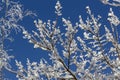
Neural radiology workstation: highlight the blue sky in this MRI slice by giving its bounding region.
[3,0,117,79]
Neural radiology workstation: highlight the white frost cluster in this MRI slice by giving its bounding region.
[23,30,31,39]
[55,1,62,16]
[105,27,114,42]
[101,0,120,7]
[15,59,64,80]
[0,49,13,70]
[0,0,33,40]
[62,18,78,59]
[62,18,74,35]
[16,59,40,80]
[108,8,120,26]
[23,18,61,51]
[0,1,35,79]
[84,32,90,39]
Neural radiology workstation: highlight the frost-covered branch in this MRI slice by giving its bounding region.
[0,0,35,79]
[101,0,120,7]
[14,0,120,80]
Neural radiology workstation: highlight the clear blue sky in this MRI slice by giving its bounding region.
[4,0,116,79]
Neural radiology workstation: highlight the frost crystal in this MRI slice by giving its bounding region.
[34,43,39,48]
[105,27,114,41]
[84,32,90,39]
[0,49,13,70]
[55,1,62,16]
[108,8,120,26]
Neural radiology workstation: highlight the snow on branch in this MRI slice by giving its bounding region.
[55,1,62,16]
[2,0,120,80]
[20,0,120,79]
[101,0,120,7]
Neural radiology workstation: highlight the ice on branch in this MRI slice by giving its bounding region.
[15,59,40,80]
[79,16,87,30]
[15,59,65,80]
[84,32,90,39]
[23,18,61,51]
[22,30,31,39]
[62,18,78,61]
[0,49,13,70]
[79,14,101,34]
[101,0,120,6]
[62,18,74,34]
[62,18,78,36]
[101,0,109,4]
[108,8,120,26]
[0,0,35,80]
[105,26,114,41]
[0,0,34,40]
[33,43,39,48]
[55,1,62,16]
